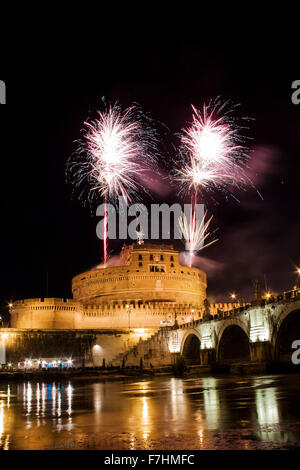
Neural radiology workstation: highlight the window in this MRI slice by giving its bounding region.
[138,254,142,260]
[160,255,164,261]
[139,262,142,267]
[150,254,154,261]
[170,255,174,261]
[171,263,174,267]
[149,264,166,273]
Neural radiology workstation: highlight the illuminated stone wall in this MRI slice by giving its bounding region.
[6,292,300,368]
[10,298,207,329]
[1,328,157,367]
[72,244,207,305]
[10,244,208,329]
[110,293,300,368]
[10,244,246,330]
[10,298,80,329]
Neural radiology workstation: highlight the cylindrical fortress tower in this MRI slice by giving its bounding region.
[72,243,207,307]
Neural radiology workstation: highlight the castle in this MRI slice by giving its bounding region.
[10,243,208,330]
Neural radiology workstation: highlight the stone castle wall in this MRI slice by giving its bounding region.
[10,298,205,329]
[10,297,241,330]
[9,244,240,330]
[1,328,157,367]
[72,244,207,305]
[10,298,80,329]
[10,244,208,330]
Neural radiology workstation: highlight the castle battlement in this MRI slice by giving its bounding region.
[12,298,79,309]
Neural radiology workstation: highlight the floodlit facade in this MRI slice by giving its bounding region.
[10,243,207,329]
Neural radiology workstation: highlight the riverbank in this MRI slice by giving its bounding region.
[0,361,299,383]
[0,363,216,383]
[0,367,171,383]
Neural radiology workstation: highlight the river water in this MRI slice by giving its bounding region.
[0,374,300,450]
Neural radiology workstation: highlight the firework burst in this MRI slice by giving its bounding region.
[173,98,252,265]
[174,98,252,198]
[67,101,158,264]
[68,102,158,204]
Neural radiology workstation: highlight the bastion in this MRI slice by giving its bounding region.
[10,243,207,330]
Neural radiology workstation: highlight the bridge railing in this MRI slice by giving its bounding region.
[209,287,300,320]
[264,287,300,305]
[178,287,300,327]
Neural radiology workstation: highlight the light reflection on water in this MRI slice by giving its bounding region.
[0,374,299,450]
[202,377,220,429]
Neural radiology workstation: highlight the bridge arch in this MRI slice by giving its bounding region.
[271,300,300,338]
[180,329,201,365]
[274,306,300,363]
[217,322,250,365]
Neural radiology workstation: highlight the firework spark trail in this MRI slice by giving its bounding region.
[179,210,218,267]
[68,102,159,264]
[103,197,108,265]
[174,99,253,264]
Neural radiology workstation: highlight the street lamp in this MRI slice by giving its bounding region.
[296,268,300,288]
[230,293,236,301]
[191,308,195,322]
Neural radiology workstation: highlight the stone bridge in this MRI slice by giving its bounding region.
[120,288,300,369]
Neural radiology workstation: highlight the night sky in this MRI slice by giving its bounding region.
[1,38,299,316]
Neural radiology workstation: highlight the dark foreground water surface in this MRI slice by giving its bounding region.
[0,374,300,450]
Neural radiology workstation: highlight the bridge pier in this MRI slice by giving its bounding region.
[200,348,215,365]
[250,341,272,363]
